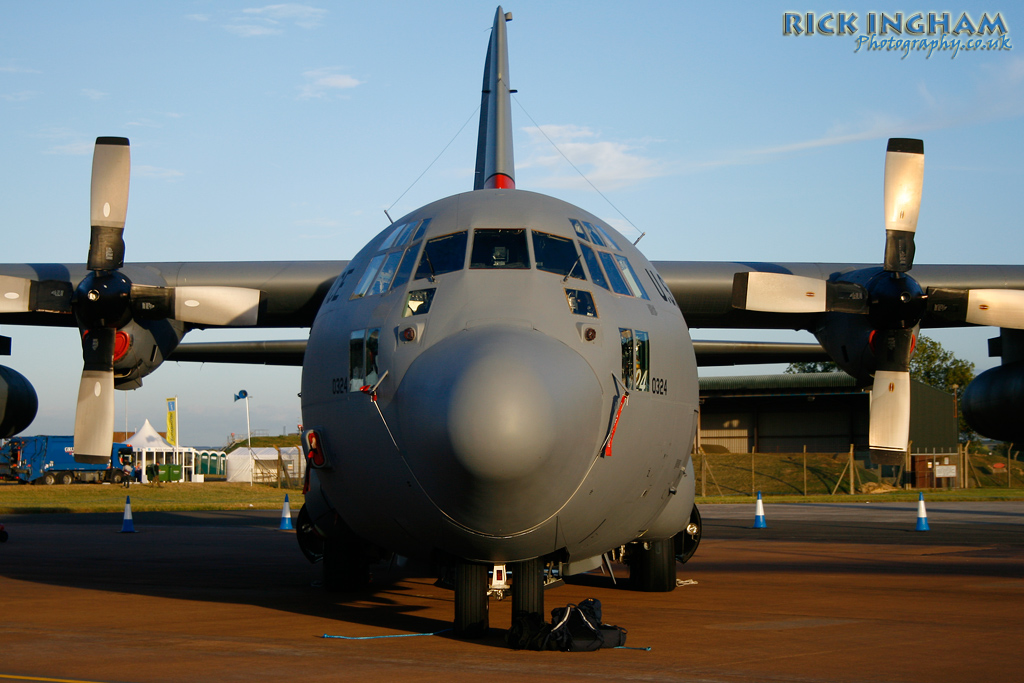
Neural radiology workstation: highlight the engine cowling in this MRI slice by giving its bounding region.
[112,318,186,389]
[0,365,38,438]
[962,361,1024,442]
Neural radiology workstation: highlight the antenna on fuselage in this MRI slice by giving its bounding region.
[473,7,515,191]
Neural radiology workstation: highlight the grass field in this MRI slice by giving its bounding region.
[0,481,302,514]
[2,475,1023,515]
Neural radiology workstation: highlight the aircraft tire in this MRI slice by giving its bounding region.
[628,538,676,592]
[511,557,544,616]
[454,560,489,638]
[322,534,370,593]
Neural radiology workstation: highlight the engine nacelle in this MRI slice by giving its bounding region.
[0,365,38,438]
[962,361,1024,442]
[112,318,186,389]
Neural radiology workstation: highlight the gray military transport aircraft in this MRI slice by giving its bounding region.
[2,7,1024,636]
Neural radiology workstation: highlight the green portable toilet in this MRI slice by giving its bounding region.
[200,452,209,475]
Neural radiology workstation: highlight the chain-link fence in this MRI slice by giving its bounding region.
[693,445,1022,497]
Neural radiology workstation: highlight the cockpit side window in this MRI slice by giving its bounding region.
[579,244,608,290]
[599,252,632,296]
[565,288,597,317]
[389,242,422,292]
[570,219,590,242]
[367,251,403,296]
[403,288,436,317]
[470,229,530,269]
[614,254,650,300]
[415,231,468,280]
[533,231,585,279]
[351,254,386,299]
[583,221,606,247]
[590,222,621,250]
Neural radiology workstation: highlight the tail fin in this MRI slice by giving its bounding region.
[474,7,516,190]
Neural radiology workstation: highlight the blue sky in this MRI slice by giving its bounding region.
[2,2,1022,445]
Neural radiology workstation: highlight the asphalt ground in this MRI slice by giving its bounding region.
[0,501,1021,682]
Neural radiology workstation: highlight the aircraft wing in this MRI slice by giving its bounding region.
[655,261,1024,329]
[0,261,346,329]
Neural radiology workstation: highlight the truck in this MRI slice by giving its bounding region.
[0,436,132,485]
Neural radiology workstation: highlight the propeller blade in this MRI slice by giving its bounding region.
[732,272,868,314]
[131,285,262,326]
[0,276,74,314]
[963,289,1024,329]
[882,138,924,272]
[88,137,130,271]
[72,328,116,463]
[869,369,911,455]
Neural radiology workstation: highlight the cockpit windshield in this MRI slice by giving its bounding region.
[470,229,530,269]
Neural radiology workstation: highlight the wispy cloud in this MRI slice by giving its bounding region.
[298,67,362,99]
[519,124,668,190]
[1,91,36,102]
[135,165,184,180]
[81,88,107,101]
[226,4,327,36]
[0,65,41,74]
[185,14,210,22]
[44,141,93,156]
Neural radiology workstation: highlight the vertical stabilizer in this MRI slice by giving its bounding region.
[474,7,515,190]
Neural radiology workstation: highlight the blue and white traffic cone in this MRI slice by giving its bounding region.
[915,492,929,531]
[279,494,293,531]
[753,490,767,529]
[120,496,136,533]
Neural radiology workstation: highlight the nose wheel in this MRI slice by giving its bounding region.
[454,561,489,637]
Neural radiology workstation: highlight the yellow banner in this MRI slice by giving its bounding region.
[166,397,178,446]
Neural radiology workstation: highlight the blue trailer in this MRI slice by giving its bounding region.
[0,436,132,485]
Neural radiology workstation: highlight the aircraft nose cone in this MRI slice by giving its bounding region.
[396,325,604,536]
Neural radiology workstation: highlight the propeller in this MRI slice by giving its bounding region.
[733,138,1015,459]
[67,137,263,463]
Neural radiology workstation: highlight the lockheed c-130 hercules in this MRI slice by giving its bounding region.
[2,7,1024,637]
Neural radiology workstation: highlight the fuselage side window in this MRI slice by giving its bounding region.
[634,330,650,391]
[389,242,422,292]
[470,228,530,269]
[533,231,584,279]
[415,230,468,280]
[570,219,590,243]
[368,251,404,296]
[565,288,597,317]
[349,329,366,391]
[580,244,609,290]
[599,251,632,296]
[351,254,386,299]
[619,328,634,389]
[365,328,380,387]
[614,254,650,300]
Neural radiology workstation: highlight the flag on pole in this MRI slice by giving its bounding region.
[166,397,178,446]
